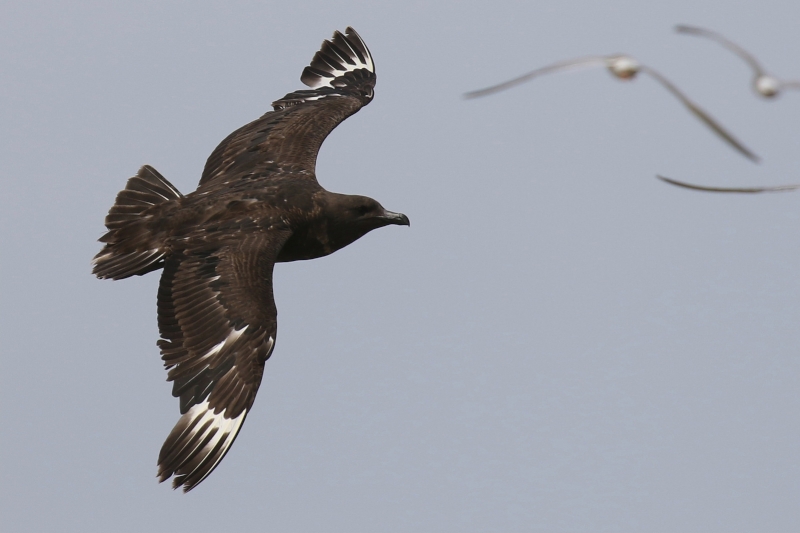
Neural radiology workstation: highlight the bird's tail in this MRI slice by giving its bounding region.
[92,165,183,280]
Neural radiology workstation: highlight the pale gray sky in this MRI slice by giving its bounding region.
[2,1,799,531]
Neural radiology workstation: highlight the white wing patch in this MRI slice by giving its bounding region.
[199,325,247,362]
[301,27,374,90]
[158,334,276,491]
[163,400,246,488]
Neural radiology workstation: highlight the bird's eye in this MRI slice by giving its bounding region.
[357,205,372,216]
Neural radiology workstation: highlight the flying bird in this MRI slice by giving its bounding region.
[92,27,409,492]
[676,24,800,98]
[657,174,800,193]
[464,54,760,162]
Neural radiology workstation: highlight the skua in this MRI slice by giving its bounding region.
[93,27,408,492]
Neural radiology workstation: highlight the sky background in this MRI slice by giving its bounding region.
[2,0,800,531]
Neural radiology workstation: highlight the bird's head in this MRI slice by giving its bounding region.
[607,55,640,80]
[755,75,781,98]
[323,193,409,251]
[335,194,409,230]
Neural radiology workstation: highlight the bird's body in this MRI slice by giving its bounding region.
[116,173,391,264]
[93,27,408,492]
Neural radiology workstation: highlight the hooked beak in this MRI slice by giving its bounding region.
[379,209,410,227]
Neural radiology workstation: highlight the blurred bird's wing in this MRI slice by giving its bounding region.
[641,65,760,162]
[657,175,800,193]
[463,56,609,98]
[675,24,767,78]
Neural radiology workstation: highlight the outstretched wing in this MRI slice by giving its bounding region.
[156,230,291,492]
[657,174,800,193]
[463,56,609,99]
[199,27,376,190]
[675,25,767,78]
[641,65,760,163]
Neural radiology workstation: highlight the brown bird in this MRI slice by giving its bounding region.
[92,27,408,492]
[464,54,759,162]
[676,24,800,98]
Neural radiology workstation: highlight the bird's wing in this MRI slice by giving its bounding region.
[463,56,609,98]
[199,27,375,190]
[156,229,291,492]
[657,175,800,193]
[641,65,760,162]
[675,24,766,78]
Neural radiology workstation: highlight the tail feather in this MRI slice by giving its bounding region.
[93,165,183,280]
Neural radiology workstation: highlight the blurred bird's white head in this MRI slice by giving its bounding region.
[607,56,641,79]
[755,75,781,97]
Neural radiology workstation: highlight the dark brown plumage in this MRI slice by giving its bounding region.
[92,27,408,492]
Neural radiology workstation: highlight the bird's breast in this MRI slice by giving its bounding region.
[276,219,334,262]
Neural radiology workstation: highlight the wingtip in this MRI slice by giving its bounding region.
[156,401,248,493]
[155,466,201,493]
[300,26,374,90]
[344,26,360,39]
[735,142,761,164]
[655,174,717,192]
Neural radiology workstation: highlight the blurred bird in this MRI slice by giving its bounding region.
[657,174,800,193]
[676,24,800,98]
[465,54,759,162]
